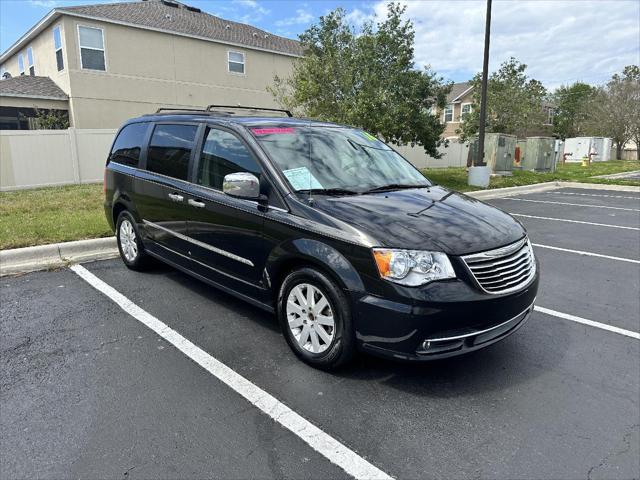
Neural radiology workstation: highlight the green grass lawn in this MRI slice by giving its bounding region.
[423,160,640,192]
[0,160,638,250]
[0,183,111,250]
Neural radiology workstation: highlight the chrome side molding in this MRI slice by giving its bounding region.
[143,220,255,267]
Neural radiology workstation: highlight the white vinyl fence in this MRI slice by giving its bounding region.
[396,140,470,169]
[0,128,117,191]
[0,128,470,191]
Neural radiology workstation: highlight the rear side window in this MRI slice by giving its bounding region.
[197,128,261,190]
[147,124,198,181]
[109,122,148,167]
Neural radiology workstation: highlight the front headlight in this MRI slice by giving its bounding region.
[372,248,456,286]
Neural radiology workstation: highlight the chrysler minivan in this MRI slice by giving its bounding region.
[104,106,539,369]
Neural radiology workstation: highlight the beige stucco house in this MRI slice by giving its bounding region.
[439,82,474,140]
[0,0,301,129]
[436,81,556,140]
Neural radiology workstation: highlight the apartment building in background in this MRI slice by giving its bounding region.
[439,82,474,140]
[0,0,301,129]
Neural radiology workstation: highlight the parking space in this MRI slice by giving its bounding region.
[0,268,347,480]
[487,189,640,261]
[486,188,640,333]
[491,198,639,229]
[2,186,639,479]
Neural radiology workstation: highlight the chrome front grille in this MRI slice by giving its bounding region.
[462,237,536,294]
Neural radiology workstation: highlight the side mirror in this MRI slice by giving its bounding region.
[222,172,260,200]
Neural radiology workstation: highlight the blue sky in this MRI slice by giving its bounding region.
[1,0,639,90]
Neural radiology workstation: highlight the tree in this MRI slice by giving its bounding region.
[269,3,450,157]
[585,65,639,160]
[458,58,547,140]
[621,65,640,161]
[552,82,596,140]
[33,108,70,130]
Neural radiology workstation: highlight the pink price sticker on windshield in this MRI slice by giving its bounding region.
[252,127,295,135]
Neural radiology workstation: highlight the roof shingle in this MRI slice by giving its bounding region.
[0,75,68,100]
[59,0,303,57]
[446,82,473,103]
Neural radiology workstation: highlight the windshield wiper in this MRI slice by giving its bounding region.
[363,183,429,194]
[296,188,360,196]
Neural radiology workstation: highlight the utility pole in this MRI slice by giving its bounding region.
[475,0,492,166]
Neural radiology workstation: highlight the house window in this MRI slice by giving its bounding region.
[18,54,25,75]
[460,103,472,121]
[53,26,64,71]
[27,47,35,75]
[78,25,106,71]
[228,51,245,74]
[443,104,453,123]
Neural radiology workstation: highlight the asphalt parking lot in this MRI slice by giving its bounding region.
[1,186,639,480]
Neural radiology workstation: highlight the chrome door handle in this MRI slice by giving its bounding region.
[168,193,184,202]
[188,199,206,208]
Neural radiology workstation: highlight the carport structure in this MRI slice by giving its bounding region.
[1,185,639,479]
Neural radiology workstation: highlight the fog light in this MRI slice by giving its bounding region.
[419,338,464,355]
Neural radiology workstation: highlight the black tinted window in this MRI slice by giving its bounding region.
[147,124,198,181]
[198,128,260,189]
[110,123,148,167]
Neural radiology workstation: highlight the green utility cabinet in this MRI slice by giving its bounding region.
[514,139,527,170]
[484,133,516,175]
[523,136,555,172]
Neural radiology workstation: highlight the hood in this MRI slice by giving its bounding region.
[308,186,525,256]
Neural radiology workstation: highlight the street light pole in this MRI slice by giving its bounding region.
[476,0,492,167]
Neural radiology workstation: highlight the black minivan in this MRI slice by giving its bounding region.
[104,106,539,369]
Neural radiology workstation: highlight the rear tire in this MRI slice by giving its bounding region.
[116,211,150,271]
[277,267,356,370]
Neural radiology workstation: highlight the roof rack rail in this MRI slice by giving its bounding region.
[206,105,293,117]
[155,107,208,114]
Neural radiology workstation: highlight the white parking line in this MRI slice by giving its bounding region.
[70,264,393,480]
[510,213,640,231]
[534,306,640,340]
[531,243,640,264]
[554,192,640,201]
[503,198,640,212]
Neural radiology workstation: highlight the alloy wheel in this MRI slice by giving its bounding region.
[286,283,335,354]
[119,218,138,262]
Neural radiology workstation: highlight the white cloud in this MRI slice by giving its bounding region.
[364,0,640,89]
[345,8,375,28]
[233,0,270,16]
[275,9,314,27]
[28,0,60,7]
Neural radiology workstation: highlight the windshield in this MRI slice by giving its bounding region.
[251,126,431,194]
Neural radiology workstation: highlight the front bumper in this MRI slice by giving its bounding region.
[353,270,539,361]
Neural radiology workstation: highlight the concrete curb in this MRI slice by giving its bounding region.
[467,181,640,200]
[0,237,117,277]
[467,182,560,200]
[592,170,640,180]
[557,181,640,192]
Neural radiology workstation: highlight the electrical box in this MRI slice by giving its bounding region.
[523,136,555,172]
[514,139,527,170]
[563,137,612,162]
[484,133,516,175]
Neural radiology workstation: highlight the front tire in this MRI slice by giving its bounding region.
[116,211,150,270]
[277,267,355,370]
